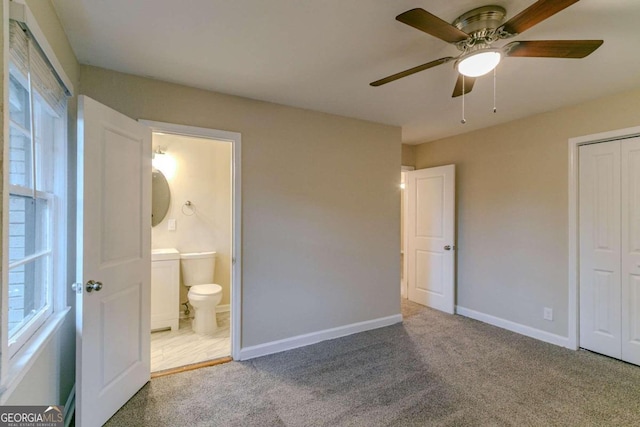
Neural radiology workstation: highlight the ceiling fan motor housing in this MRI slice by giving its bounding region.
[453,6,513,53]
[453,5,506,35]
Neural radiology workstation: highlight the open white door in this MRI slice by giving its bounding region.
[406,165,455,313]
[76,96,151,427]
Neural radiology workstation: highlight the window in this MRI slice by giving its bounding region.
[6,20,68,357]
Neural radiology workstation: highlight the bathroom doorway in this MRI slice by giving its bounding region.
[142,121,242,375]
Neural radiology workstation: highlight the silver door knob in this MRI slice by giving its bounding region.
[86,280,103,292]
[444,245,452,251]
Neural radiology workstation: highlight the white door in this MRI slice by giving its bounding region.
[580,137,640,366]
[579,141,622,359]
[621,137,640,366]
[76,95,152,427]
[406,165,455,313]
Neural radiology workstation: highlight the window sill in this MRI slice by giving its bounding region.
[0,307,71,404]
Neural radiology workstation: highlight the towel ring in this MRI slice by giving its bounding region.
[181,200,195,216]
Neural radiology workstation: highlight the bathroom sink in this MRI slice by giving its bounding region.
[151,248,180,261]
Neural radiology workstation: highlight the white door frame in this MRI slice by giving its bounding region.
[401,165,414,299]
[140,120,242,359]
[567,125,640,350]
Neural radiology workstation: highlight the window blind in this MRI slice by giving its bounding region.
[9,20,68,116]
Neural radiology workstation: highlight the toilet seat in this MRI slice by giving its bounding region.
[188,283,222,296]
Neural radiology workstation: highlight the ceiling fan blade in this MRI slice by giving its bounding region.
[452,74,476,98]
[502,0,579,35]
[370,57,454,87]
[504,40,603,58]
[396,8,468,43]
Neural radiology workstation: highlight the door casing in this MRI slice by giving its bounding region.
[401,165,415,299]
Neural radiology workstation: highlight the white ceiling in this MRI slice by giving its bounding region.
[52,0,640,144]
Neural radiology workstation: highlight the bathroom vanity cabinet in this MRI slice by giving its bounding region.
[151,248,180,331]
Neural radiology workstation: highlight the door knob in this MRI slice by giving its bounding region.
[86,280,103,292]
[444,245,453,251]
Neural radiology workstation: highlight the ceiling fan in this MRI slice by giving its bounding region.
[370,0,603,98]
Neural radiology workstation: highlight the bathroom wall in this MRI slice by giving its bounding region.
[151,134,232,308]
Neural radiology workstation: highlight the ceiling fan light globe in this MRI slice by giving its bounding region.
[456,50,502,78]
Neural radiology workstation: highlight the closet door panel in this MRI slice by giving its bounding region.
[579,141,622,359]
[621,136,640,365]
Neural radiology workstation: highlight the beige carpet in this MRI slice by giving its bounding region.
[106,300,640,426]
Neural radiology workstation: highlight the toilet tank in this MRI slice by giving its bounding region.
[180,251,216,286]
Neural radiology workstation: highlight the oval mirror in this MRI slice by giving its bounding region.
[152,169,171,227]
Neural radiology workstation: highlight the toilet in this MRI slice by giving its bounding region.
[180,251,222,335]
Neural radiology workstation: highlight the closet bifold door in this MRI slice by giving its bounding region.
[621,136,640,366]
[579,140,622,359]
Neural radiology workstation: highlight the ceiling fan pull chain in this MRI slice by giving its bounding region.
[461,77,467,124]
[493,67,497,113]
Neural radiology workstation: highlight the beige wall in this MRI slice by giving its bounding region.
[5,334,59,405]
[415,88,640,338]
[402,144,415,167]
[80,65,402,347]
[151,134,232,307]
[2,0,79,406]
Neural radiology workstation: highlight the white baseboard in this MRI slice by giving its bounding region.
[64,384,75,427]
[239,314,403,361]
[455,306,571,349]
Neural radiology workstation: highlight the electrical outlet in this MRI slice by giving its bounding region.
[168,218,177,231]
[543,307,553,321]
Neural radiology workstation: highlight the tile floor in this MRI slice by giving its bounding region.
[150,312,230,372]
